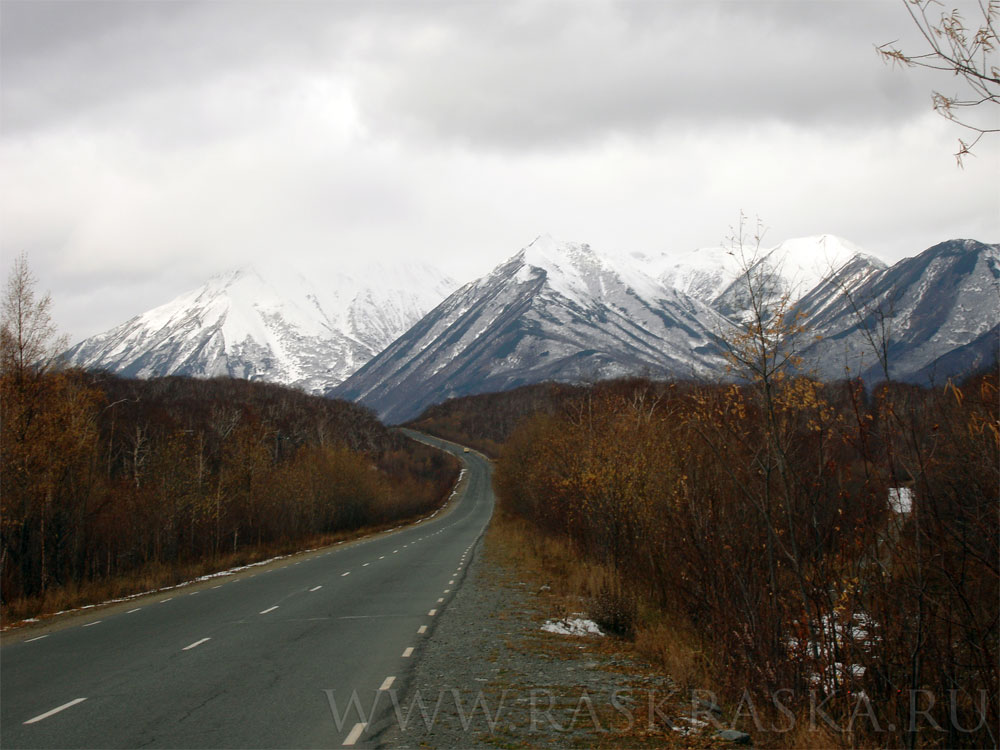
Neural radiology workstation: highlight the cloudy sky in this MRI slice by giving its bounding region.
[1,0,997,343]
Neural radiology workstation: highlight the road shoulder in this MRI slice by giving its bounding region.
[376,517,717,749]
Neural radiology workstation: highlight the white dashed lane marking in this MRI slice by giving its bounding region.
[379,676,395,691]
[23,698,87,725]
[259,606,279,615]
[182,638,211,651]
[309,585,322,592]
[343,721,366,746]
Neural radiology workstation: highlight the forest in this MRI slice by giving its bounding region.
[0,369,458,622]
[415,366,998,747]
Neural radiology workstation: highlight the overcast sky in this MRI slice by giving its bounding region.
[1,0,997,343]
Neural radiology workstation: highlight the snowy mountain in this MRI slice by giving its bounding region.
[649,235,887,321]
[62,261,458,394]
[653,244,744,304]
[791,239,999,383]
[334,235,997,422]
[62,234,997,418]
[332,236,732,423]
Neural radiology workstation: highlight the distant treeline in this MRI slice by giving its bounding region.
[408,382,574,457]
[414,369,998,747]
[1,370,458,619]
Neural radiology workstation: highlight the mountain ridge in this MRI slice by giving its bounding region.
[62,260,458,394]
[61,235,998,422]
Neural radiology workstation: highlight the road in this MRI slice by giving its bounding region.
[1,432,494,749]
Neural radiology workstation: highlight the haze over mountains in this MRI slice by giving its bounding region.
[64,235,998,422]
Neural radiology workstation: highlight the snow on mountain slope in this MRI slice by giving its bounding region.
[332,236,733,423]
[62,260,458,394]
[793,239,999,383]
[652,235,887,319]
[651,245,744,304]
[62,234,996,416]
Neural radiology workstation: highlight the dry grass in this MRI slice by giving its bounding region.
[491,515,717,665]
[488,514,857,748]
[633,616,714,692]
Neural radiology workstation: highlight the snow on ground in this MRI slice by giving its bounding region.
[541,615,604,636]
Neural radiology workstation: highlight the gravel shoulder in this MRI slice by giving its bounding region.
[375,521,726,749]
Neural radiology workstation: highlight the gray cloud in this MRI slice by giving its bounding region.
[347,1,933,149]
[0,0,996,343]
[4,1,932,146]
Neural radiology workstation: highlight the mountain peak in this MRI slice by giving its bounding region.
[63,260,459,393]
[519,235,594,267]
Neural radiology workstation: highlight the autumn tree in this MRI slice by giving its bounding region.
[0,252,66,382]
[1,254,100,597]
[878,0,999,164]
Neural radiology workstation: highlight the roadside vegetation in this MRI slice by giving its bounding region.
[413,222,999,748]
[0,255,458,624]
[488,369,997,747]
[418,368,998,747]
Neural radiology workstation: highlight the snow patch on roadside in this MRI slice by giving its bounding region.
[541,616,604,636]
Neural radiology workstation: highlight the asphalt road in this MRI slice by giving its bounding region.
[1,432,494,749]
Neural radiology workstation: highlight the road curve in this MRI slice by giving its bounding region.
[1,431,494,749]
